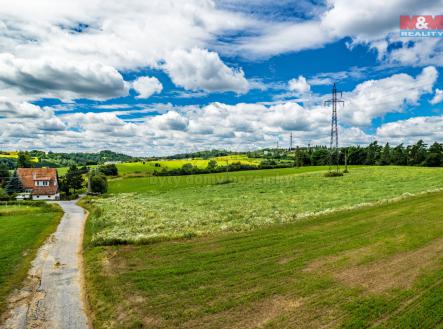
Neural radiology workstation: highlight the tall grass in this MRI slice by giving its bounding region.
[83,166,443,245]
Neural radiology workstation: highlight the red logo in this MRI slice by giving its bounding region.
[400,16,443,30]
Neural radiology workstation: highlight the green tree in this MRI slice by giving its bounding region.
[408,140,427,165]
[66,165,84,192]
[89,172,108,194]
[424,142,443,167]
[181,163,195,174]
[391,144,407,165]
[379,143,391,165]
[58,175,71,196]
[311,148,329,166]
[99,164,118,176]
[0,164,10,187]
[5,171,23,195]
[207,160,217,170]
[17,152,33,168]
[365,141,382,165]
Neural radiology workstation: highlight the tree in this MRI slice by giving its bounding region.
[408,140,427,165]
[311,148,330,166]
[181,163,195,174]
[0,164,10,187]
[99,164,118,176]
[58,175,71,196]
[424,152,442,167]
[66,165,84,192]
[207,160,217,170]
[89,172,108,194]
[17,152,33,168]
[391,144,407,165]
[365,141,382,165]
[379,143,391,165]
[424,142,443,167]
[5,171,23,195]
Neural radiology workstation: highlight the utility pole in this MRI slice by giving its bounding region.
[289,132,293,151]
[324,83,344,173]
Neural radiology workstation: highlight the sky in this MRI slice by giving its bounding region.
[0,0,442,156]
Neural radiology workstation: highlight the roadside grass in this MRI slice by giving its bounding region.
[0,202,63,317]
[82,166,443,245]
[83,190,443,328]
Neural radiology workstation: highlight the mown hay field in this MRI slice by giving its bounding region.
[83,172,443,328]
[83,166,443,245]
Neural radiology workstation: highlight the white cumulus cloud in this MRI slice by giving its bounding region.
[430,89,443,105]
[132,76,163,99]
[288,76,311,94]
[164,48,249,94]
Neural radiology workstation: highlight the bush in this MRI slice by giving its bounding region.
[98,164,119,176]
[60,192,79,201]
[324,171,344,177]
[89,173,108,194]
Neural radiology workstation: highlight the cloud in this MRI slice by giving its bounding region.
[149,111,189,131]
[288,76,310,94]
[231,0,443,60]
[386,39,443,67]
[132,76,163,99]
[164,48,249,93]
[0,54,128,101]
[430,89,443,105]
[342,66,438,126]
[376,115,443,144]
[0,99,52,118]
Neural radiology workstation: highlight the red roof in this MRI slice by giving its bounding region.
[17,168,59,196]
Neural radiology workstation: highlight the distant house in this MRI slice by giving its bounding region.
[16,168,60,200]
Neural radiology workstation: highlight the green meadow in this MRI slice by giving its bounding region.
[83,166,443,245]
[81,166,443,328]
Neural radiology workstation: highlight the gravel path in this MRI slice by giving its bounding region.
[1,201,89,329]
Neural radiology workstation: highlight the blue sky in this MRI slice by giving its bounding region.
[0,0,442,155]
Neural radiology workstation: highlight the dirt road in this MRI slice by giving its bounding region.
[1,201,89,329]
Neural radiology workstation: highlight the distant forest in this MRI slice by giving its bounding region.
[0,150,135,169]
[1,140,442,170]
[163,140,443,168]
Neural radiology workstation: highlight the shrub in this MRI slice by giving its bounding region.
[99,164,119,176]
[324,171,344,177]
[90,173,108,194]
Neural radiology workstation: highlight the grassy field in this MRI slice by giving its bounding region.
[0,202,62,316]
[107,165,331,193]
[82,166,443,245]
[83,188,443,328]
[57,155,261,176]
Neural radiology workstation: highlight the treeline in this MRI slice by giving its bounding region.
[164,149,233,160]
[0,150,135,169]
[153,160,258,176]
[290,140,443,167]
[154,140,443,177]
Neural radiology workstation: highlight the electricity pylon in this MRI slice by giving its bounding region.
[324,83,344,172]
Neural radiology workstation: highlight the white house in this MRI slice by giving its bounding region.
[16,168,60,200]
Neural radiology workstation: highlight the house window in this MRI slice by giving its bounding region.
[35,181,50,187]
